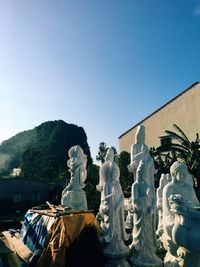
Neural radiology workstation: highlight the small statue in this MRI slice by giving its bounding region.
[125,197,134,230]
[130,160,162,267]
[97,148,130,267]
[156,174,169,237]
[61,145,87,210]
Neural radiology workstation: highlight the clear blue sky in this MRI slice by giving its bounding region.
[0,0,200,161]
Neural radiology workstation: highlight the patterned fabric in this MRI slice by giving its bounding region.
[20,210,55,252]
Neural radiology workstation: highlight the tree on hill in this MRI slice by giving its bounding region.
[0,120,92,181]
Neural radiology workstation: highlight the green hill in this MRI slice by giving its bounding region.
[0,120,92,180]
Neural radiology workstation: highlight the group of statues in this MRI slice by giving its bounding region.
[61,125,200,267]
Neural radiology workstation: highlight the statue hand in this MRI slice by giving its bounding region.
[102,205,109,214]
[96,212,104,221]
[147,188,152,196]
[127,163,134,172]
[96,184,103,192]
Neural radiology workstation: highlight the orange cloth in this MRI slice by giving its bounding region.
[35,213,100,267]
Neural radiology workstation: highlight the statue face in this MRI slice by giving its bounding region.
[105,148,114,162]
[136,133,145,144]
[135,126,145,144]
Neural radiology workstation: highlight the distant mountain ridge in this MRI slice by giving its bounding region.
[0,120,92,179]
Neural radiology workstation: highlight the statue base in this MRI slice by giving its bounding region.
[129,254,162,267]
[105,258,131,267]
[103,238,131,267]
[61,190,87,210]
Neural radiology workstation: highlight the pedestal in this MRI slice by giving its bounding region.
[103,239,131,267]
[61,190,87,210]
[129,252,162,267]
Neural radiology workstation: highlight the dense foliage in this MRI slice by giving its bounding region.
[0,120,92,181]
[117,151,133,197]
[152,123,200,189]
[85,164,100,213]
[0,126,134,212]
[96,142,118,165]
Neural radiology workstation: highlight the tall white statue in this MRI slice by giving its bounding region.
[128,125,155,188]
[161,161,200,267]
[128,125,158,250]
[97,148,130,267]
[130,160,162,267]
[156,173,170,236]
[61,145,88,210]
[127,125,156,234]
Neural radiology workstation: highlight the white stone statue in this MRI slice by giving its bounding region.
[168,194,200,267]
[130,160,162,267]
[97,148,130,267]
[124,197,134,230]
[128,125,155,188]
[156,173,169,236]
[127,125,157,235]
[161,161,200,267]
[61,145,88,210]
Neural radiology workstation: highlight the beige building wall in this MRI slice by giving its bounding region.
[119,82,200,153]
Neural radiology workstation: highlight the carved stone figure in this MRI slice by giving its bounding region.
[61,145,87,210]
[168,194,200,267]
[98,148,130,267]
[161,161,200,267]
[128,125,155,188]
[125,197,134,230]
[128,125,158,247]
[130,160,162,267]
[156,174,169,236]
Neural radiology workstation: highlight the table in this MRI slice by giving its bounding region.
[22,209,102,267]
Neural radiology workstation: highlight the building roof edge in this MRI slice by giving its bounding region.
[118,81,200,139]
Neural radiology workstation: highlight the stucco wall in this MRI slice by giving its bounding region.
[119,82,200,152]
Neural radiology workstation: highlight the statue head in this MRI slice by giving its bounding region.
[170,161,188,184]
[67,145,87,167]
[136,160,145,182]
[135,125,145,144]
[68,145,81,158]
[105,148,115,162]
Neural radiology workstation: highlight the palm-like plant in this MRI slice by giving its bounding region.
[155,123,200,187]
